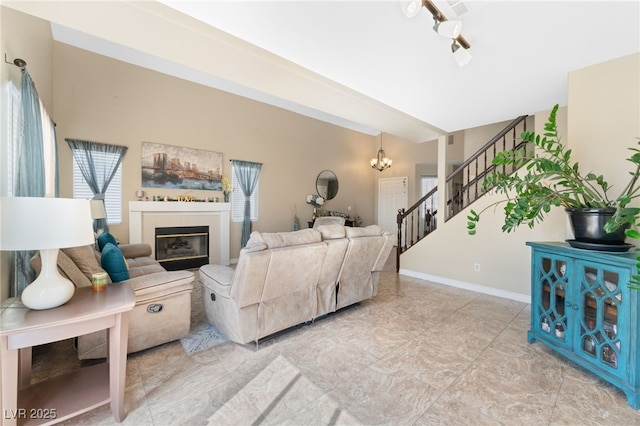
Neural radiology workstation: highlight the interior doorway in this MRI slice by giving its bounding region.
[377,176,408,240]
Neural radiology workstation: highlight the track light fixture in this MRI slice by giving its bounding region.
[400,0,471,66]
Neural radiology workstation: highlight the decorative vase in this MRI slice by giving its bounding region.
[312,208,317,220]
[566,207,628,245]
[224,192,229,203]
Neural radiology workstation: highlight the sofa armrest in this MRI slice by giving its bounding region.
[120,270,194,303]
[118,243,152,259]
[199,265,235,297]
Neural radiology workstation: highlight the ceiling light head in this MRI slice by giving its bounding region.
[433,20,462,38]
[399,0,423,18]
[451,40,472,67]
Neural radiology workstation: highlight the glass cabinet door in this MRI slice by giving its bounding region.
[575,260,627,379]
[535,253,571,348]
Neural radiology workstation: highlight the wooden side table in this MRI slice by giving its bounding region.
[1,284,135,425]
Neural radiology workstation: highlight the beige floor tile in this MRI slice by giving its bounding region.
[26,256,640,425]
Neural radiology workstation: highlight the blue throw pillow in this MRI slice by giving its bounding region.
[97,231,118,251]
[101,242,130,283]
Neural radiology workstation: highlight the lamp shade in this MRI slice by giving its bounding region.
[0,197,94,310]
[1,197,95,250]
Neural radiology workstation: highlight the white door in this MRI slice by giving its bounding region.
[378,177,408,242]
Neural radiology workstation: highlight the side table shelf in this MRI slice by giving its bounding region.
[1,285,135,425]
[18,364,109,426]
[527,241,640,409]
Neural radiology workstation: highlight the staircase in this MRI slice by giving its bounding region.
[395,115,530,271]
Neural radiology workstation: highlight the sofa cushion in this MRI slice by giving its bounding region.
[97,231,118,251]
[101,242,130,283]
[316,224,346,240]
[118,243,153,259]
[249,228,322,249]
[62,245,111,285]
[30,250,92,288]
[346,224,382,238]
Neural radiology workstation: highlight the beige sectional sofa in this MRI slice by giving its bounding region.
[32,242,194,359]
[199,225,393,345]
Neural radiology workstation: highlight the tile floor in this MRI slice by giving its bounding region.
[30,257,640,425]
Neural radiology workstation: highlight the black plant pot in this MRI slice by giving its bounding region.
[566,208,628,245]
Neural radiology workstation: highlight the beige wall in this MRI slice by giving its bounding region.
[569,53,640,196]
[53,42,375,257]
[401,53,640,300]
[402,108,568,299]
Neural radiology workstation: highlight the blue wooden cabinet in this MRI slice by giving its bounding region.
[527,242,640,409]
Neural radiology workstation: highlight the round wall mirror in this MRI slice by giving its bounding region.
[316,170,338,200]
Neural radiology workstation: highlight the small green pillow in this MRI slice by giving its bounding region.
[97,231,118,251]
[101,242,130,283]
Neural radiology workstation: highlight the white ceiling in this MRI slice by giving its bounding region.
[8,1,640,142]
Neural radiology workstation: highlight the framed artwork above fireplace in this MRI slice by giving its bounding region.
[141,142,223,191]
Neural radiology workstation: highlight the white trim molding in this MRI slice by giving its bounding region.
[398,269,530,304]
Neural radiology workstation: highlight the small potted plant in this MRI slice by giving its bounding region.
[466,104,640,288]
[306,194,325,219]
[221,175,232,202]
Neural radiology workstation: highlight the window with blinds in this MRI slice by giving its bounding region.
[231,165,259,223]
[72,152,123,224]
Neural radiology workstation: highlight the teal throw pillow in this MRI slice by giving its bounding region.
[101,242,130,283]
[97,231,118,251]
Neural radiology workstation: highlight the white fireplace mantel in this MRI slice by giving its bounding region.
[129,201,230,266]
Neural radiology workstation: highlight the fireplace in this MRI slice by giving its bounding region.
[129,201,230,266]
[155,225,209,271]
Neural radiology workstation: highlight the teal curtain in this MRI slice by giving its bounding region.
[12,69,46,296]
[232,160,262,247]
[66,139,128,232]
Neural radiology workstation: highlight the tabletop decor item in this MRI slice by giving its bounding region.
[306,194,325,208]
[306,194,325,220]
[221,175,232,202]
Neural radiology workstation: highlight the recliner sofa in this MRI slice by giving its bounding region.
[199,225,393,345]
[31,241,194,359]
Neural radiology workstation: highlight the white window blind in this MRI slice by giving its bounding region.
[3,81,20,196]
[231,165,259,223]
[72,152,123,224]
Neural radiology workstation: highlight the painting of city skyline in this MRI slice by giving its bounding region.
[141,142,223,191]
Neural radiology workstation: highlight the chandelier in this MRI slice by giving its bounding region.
[371,135,392,172]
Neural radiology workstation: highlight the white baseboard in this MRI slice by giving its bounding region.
[398,269,530,304]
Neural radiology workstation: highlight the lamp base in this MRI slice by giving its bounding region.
[21,248,75,310]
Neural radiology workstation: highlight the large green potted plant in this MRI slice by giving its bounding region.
[466,104,640,288]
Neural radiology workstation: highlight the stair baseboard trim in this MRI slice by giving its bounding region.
[398,269,530,304]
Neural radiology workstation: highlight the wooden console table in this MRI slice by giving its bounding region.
[1,284,135,425]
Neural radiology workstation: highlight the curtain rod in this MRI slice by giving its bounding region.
[230,159,263,165]
[4,53,27,69]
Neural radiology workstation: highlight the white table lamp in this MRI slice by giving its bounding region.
[0,197,95,310]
